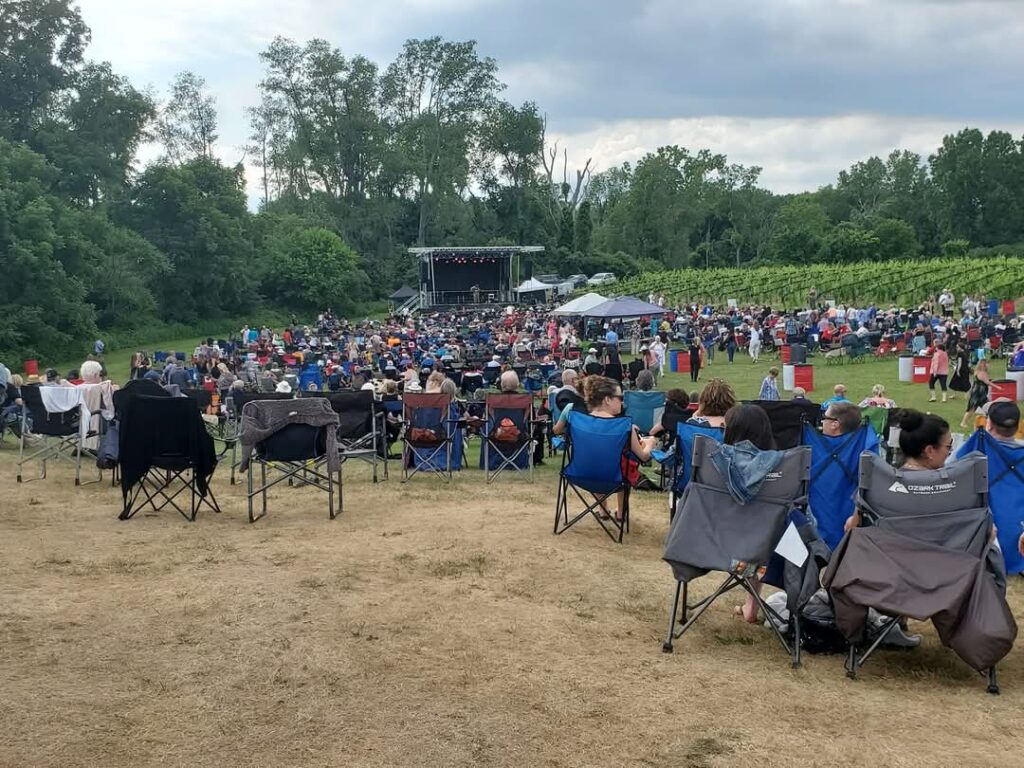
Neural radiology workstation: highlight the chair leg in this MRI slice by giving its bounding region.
[663,581,683,653]
[845,643,858,680]
[987,666,1000,695]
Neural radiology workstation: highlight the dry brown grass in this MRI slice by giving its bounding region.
[1,447,1023,767]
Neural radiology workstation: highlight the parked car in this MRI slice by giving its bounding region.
[587,272,617,286]
[567,274,589,288]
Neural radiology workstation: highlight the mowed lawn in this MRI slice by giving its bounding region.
[2,342,1022,767]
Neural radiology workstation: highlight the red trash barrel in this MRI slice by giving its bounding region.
[780,345,791,364]
[676,351,690,373]
[1003,299,1015,316]
[23,359,39,376]
[989,380,1017,402]
[912,356,931,384]
[793,363,814,392]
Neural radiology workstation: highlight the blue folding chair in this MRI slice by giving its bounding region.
[548,391,565,454]
[402,393,457,482]
[623,391,666,435]
[668,422,724,517]
[554,412,633,543]
[298,364,322,391]
[802,423,879,550]
[958,430,1024,574]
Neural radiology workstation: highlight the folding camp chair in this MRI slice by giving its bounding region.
[623,390,666,435]
[402,393,456,482]
[227,391,295,484]
[958,430,1024,575]
[668,421,724,516]
[662,435,812,666]
[802,423,879,550]
[118,395,220,521]
[16,385,93,485]
[323,390,387,482]
[749,399,821,449]
[826,452,1015,693]
[241,400,341,523]
[481,393,534,482]
[553,412,633,543]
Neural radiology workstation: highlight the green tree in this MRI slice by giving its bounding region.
[0,0,89,142]
[766,197,830,264]
[826,221,880,263]
[156,71,218,163]
[275,227,369,313]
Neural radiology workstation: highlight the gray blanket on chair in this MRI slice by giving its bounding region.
[238,398,340,472]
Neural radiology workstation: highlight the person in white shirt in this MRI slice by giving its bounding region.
[748,324,761,363]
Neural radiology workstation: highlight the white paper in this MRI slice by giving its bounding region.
[774,521,808,567]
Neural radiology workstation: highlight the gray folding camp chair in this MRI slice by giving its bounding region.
[16,385,92,486]
[662,434,812,666]
[825,452,1016,694]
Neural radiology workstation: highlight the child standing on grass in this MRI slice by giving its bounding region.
[758,367,780,401]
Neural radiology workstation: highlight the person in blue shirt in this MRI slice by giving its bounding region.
[819,383,849,412]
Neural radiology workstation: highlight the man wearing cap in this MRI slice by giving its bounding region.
[984,398,1021,446]
[584,347,600,369]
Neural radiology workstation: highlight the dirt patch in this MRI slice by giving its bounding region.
[1,448,1022,767]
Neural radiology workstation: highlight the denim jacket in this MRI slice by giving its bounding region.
[710,441,785,504]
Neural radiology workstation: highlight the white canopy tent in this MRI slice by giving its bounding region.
[515,277,552,294]
[551,292,608,315]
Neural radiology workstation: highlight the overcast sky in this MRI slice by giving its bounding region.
[78,0,1024,199]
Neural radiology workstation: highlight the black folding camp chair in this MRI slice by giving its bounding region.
[401,393,455,482]
[227,391,295,484]
[663,435,812,666]
[323,390,387,482]
[242,400,342,523]
[16,385,91,485]
[827,452,1014,693]
[118,395,221,522]
[482,393,534,482]
[748,399,821,448]
[554,412,633,543]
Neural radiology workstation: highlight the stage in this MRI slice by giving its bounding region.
[410,246,544,308]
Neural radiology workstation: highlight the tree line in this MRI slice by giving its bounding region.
[3,0,1024,363]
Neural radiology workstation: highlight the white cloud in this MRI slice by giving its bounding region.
[546,114,1024,193]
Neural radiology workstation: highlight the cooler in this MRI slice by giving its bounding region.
[1007,368,1024,401]
[793,363,814,392]
[912,355,930,384]
[790,344,807,364]
[990,379,1017,402]
[23,359,38,376]
[898,354,913,383]
[782,364,795,391]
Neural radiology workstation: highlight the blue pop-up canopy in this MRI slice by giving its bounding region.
[584,297,666,319]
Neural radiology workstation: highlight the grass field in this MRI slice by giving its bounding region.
[2,339,1021,767]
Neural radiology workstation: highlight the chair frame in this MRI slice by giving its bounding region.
[401,393,455,483]
[16,386,97,486]
[662,435,812,667]
[553,414,632,543]
[482,393,535,483]
[245,420,342,524]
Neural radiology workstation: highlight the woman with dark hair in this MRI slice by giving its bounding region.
[688,336,702,383]
[723,403,776,450]
[948,342,971,399]
[844,409,954,533]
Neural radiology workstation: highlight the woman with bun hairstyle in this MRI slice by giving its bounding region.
[844,409,954,533]
[553,375,656,522]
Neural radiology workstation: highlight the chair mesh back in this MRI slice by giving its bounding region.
[324,391,375,439]
[748,400,821,449]
[624,391,665,434]
[692,435,811,503]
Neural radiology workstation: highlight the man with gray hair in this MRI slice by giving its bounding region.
[555,368,586,413]
[499,370,520,393]
[79,360,104,384]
